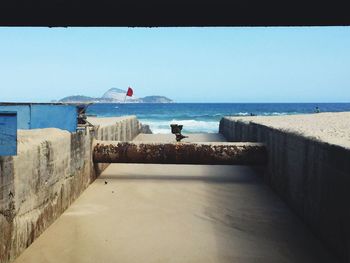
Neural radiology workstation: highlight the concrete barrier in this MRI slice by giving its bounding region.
[219,115,350,263]
[0,116,142,263]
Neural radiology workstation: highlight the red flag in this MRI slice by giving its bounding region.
[126,87,133,97]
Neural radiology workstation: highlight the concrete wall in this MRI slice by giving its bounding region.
[90,116,142,175]
[219,117,350,263]
[0,116,141,263]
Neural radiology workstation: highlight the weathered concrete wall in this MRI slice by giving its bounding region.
[219,116,350,263]
[89,116,142,175]
[90,116,140,141]
[0,116,141,263]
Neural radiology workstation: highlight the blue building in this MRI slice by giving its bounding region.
[0,103,83,156]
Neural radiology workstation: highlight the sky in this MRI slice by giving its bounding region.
[0,27,349,103]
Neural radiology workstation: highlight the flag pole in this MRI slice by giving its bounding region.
[124,86,133,103]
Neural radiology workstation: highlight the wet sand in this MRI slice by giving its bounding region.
[13,134,337,263]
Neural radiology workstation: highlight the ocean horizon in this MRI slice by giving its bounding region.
[87,103,350,134]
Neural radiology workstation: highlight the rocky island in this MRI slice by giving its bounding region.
[59,88,173,103]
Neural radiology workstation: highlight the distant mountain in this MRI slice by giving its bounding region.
[59,95,96,103]
[139,96,173,103]
[58,88,173,103]
[101,88,139,103]
[102,88,125,96]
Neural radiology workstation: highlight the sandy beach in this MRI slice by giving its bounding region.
[227,112,350,148]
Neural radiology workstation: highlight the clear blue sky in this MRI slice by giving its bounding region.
[0,27,349,103]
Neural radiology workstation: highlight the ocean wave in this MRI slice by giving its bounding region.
[137,113,223,121]
[151,128,174,134]
[228,112,298,116]
[140,119,219,134]
[261,112,298,116]
[236,112,250,116]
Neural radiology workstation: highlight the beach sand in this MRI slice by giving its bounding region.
[227,111,350,148]
[13,133,337,263]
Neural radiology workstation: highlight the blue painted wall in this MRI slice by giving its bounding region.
[0,112,17,156]
[0,104,78,132]
[30,105,77,132]
[0,105,30,129]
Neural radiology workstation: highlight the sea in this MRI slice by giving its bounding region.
[87,103,350,134]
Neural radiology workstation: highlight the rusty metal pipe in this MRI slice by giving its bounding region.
[93,141,267,165]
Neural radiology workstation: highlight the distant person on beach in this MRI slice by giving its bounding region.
[315,106,320,113]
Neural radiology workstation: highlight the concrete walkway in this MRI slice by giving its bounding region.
[14,134,337,263]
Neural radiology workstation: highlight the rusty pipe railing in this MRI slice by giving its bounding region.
[93,141,267,165]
